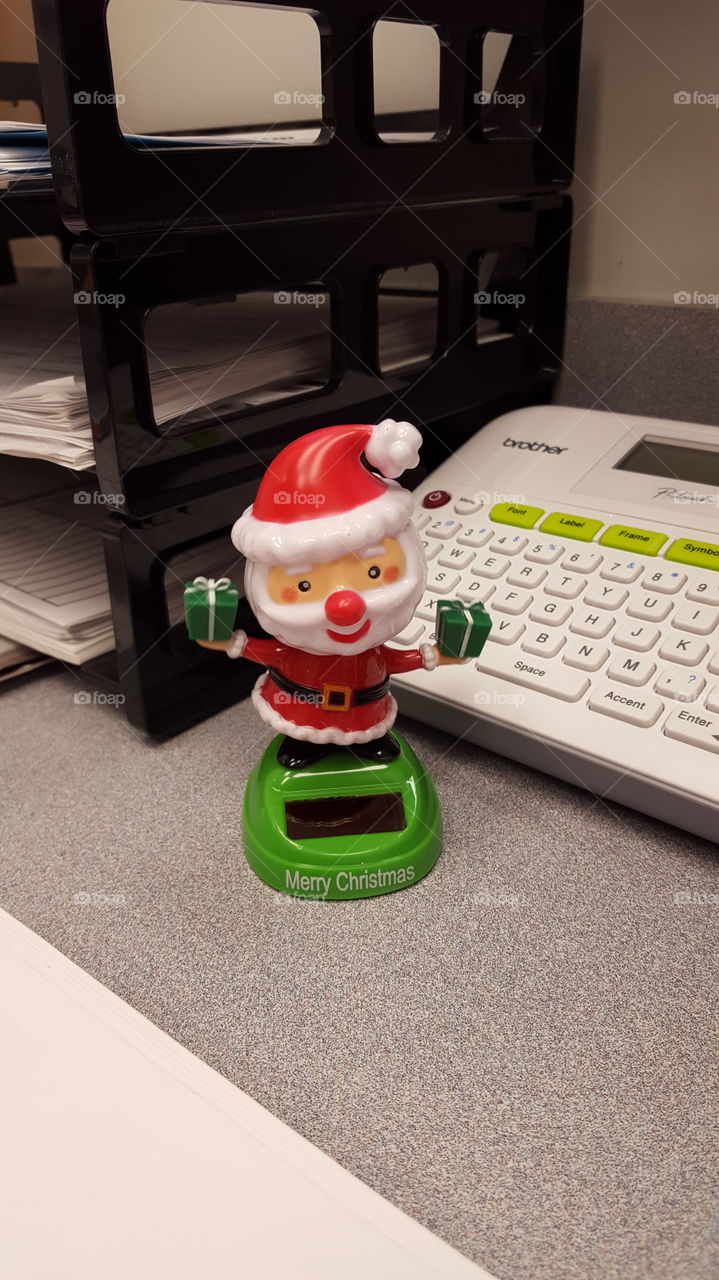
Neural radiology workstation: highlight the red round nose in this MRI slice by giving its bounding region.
[324,590,366,627]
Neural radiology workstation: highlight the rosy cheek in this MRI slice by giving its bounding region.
[384,565,400,583]
[281,587,298,603]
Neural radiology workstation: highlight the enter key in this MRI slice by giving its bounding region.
[664,706,719,755]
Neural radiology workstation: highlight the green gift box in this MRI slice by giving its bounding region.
[184,576,239,642]
[435,599,492,659]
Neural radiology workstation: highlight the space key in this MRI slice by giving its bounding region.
[476,649,590,702]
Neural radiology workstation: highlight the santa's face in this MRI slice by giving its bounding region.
[244,527,426,656]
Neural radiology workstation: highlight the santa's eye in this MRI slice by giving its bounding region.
[368,565,381,579]
[298,580,311,592]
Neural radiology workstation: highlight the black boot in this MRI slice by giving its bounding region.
[277,736,332,770]
[350,733,401,763]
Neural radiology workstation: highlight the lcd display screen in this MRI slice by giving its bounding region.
[615,437,719,487]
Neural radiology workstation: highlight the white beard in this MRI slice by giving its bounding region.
[244,527,427,657]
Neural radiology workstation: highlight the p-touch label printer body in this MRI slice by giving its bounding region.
[391,406,719,842]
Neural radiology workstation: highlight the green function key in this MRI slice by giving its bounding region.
[666,536,719,572]
[599,524,668,557]
[539,511,604,542]
[489,502,545,529]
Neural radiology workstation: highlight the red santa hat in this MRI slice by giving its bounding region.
[231,419,422,566]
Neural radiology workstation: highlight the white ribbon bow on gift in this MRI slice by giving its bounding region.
[190,576,232,642]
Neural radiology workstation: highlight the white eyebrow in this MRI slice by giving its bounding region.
[285,564,313,576]
[359,545,386,558]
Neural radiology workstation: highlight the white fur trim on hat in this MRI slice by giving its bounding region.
[366,420,422,479]
[232,482,413,566]
[250,673,397,744]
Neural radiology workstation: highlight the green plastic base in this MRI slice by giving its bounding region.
[242,732,441,899]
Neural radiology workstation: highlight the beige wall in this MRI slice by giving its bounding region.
[569,0,719,304]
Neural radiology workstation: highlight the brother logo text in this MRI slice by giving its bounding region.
[503,438,568,455]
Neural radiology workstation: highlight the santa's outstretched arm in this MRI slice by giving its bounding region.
[197,631,285,664]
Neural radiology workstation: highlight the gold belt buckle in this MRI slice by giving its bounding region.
[322,683,352,712]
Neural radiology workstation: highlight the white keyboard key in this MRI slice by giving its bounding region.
[489,532,527,555]
[426,569,460,594]
[426,517,461,540]
[473,552,511,580]
[487,618,525,646]
[394,623,424,646]
[522,627,566,658]
[671,604,719,635]
[664,706,719,755]
[709,652,719,675]
[529,599,572,627]
[492,587,533,616]
[570,610,615,640]
[588,682,663,728]
[705,684,719,714]
[613,623,661,652]
[457,525,491,548]
[686,579,719,607]
[563,640,610,672]
[584,583,629,610]
[457,580,495,605]
[642,567,686,594]
[654,669,704,703]
[600,558,642,584]
[477,649,589,702]
[413,512,430,531]
[658,635,708,666]
[453,494,485,515]
[544,572,586,600]
[626,592,673,623]
[417,595,439,622]
[525,541,563,565]
[562,548,603,574]
[507,563,547,589]
[420,537,441,561]
[607,655,656,687]
[438,546,474,570]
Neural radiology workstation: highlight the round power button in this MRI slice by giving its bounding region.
[422,489,451,509]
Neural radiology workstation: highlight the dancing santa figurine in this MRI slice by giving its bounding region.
[186,419,490,900]
[197,419,463,767]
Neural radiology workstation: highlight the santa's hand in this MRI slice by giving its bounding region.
[435,648,471,666]
[197,628,247,658]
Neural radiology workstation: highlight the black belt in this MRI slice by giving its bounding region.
[268,668,390,713]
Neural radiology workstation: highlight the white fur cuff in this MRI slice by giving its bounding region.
[227,629,247,659]
[420,642,438,671]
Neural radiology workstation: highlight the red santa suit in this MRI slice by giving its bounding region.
[228,633,437,744]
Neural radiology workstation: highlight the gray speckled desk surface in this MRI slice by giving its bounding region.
[2,667,718,1280]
